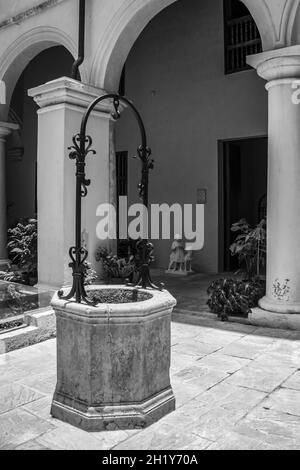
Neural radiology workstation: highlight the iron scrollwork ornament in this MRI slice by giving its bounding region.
[137,146,154,200]
[69,134,96,197]
[129,144,164,291]
[60,93,164,306]
[58,133,97,306]
[128,239,164,291]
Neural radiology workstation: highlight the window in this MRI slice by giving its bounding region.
[116,151,131,258]
[224,0,262,74]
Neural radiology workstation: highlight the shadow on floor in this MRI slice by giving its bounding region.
[151,270,300,340]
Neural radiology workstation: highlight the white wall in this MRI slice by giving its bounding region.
[115,0,268,272]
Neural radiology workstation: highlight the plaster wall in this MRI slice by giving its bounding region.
[115,0,268,272]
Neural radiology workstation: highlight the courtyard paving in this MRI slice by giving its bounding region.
[1,316,300,450]
[152,271,237,317]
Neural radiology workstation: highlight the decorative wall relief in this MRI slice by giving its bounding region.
[272,279,291,302]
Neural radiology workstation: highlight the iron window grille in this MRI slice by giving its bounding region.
[224,2,262,74]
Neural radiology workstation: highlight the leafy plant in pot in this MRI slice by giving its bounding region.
[5,218,38,286]
[230,218,266,281]
[207,278,265,322]
[95,247,137,284]
[207,218,266,321]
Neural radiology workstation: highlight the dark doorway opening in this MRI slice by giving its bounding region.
[219,136,268,272]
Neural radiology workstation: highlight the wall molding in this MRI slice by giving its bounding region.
[0,0,66,32]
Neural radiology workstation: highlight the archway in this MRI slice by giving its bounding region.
[2,45,74,286]
[0,27,81,121]
[112,0,268,274]
[91,0,271,92]
[7,46,74,228]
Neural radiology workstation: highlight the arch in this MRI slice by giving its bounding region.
[290,0,300,45]
[90,0,276,92]
[242,0,277,49]
[243,0,300,50]
[0,26,88,119]
[90,0,178,91]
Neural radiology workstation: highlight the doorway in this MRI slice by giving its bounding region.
[219,136,268,272]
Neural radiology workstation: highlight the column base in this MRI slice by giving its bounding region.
[34,282,65,293]
[259,296,300,314]
[250,307,300,331]
[51,387,176,432]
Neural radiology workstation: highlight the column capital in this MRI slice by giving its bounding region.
[28,77,124,118]
[247,45,300,86]
[0,121,19,141]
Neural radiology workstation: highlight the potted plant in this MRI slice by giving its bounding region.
[6,218,38,286]
[207,278,265,322]
[207,219,266,322]
[229,218,266,281]
[95,247,136,284]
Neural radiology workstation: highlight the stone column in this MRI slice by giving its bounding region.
[248,47,300,313]
[28,77,117,289]
[0,121,19,269]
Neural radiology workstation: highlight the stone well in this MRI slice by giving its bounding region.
[50,286,176,431]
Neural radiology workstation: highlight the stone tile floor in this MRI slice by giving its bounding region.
[1,317,300,450]
[153,271,220,314]
[152,271,246,321]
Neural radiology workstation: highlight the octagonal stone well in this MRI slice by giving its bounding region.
[50,286,176,431]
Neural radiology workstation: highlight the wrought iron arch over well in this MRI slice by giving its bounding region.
[58,94,163,306]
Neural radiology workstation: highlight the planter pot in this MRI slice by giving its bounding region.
[50,285,177,431]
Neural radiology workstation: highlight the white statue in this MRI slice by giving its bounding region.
[184,245,194,274]
[166,236,194,275]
